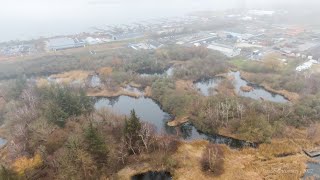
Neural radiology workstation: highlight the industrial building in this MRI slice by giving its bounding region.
[46,37,85,51]
[207,43,241,58]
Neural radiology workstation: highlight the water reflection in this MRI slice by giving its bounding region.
[140,67,174,77]
[304,156,320,179]
[95,96,173,133]
[230,71,288,103]
[180,123,256,148]
[94,96,257,148]
[195,77,222,96]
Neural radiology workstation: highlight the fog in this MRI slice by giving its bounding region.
[1,0,320,42]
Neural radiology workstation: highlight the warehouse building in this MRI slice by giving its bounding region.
[46,37,85,51]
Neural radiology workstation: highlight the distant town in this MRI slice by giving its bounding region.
[1,9,320,72]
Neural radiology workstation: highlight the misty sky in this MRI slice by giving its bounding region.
[0,0,319,42]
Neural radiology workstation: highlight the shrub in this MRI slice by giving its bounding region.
[237,111,273,143]
[85,123,108,163]
[38,85,94,127]
[200,144,224,176]
[0,165,18,180]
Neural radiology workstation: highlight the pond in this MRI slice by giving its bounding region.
[304,156,320,179]
[90,74,102,88]
[180,123,257,148]
[94,96,257,148]
[140,67,174,77]
[0,138,7,149]
[95,96,172,133]
[131,171,172,180]
[195,77,222,96]
[230,71,288,103]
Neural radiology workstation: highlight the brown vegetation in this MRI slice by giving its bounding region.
[200,144,224,176]
[50,70,91,84]
[167,116,189,127]
[240,85,253,92]
[87,88,142,98]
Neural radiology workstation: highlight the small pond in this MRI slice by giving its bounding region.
[95,96,172,133]
[230,71,288,103]
[304,156,320,179]
[140,67,174,77]
[90,74,102,88]
[131,171,172,180]
[194,71,288,103]
[94,96,256,148]
[195,77,222,96]
[180,123,257,148]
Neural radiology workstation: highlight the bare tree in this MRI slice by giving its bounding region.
[138,123,156,153]
[117,139,128,164]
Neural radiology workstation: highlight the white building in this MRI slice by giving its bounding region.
[296,60,319,72]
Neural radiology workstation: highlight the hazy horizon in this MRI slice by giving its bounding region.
[1,0,320,42]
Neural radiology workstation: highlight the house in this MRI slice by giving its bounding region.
[296,60,319,72]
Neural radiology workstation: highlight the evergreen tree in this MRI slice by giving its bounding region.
[39,85,94,127]
[124,110,141,138]
[123,110,142,154]
[85,123,108,165]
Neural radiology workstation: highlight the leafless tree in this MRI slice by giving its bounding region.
[117,139,128,164]
[138,123,156,153]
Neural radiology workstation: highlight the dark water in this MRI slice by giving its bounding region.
[94,96,256,148]
[140,67,174,77]
[0,138,7,149]
[95,96,172,133]
[131,171,172,180]
[180,123,257,148]
[229,71,288,103]
[195,77,222,96]
[304,156,320,179]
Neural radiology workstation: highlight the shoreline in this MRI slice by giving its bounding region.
[240,71,299,101]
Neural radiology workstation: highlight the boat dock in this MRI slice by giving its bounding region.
[304,147,320,158]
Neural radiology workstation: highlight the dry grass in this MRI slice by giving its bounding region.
[240,71,299,101]
[171,140,211,180]
[36,78,50,87]
[129,82,142,88]
[114,138,309,180]
[87,88,141,98]
[167,116,189,127]
[50,70,91,84]
[307,123,320,145]
[262,84,300,101]
[172,140,308,180]
[175,80,195,93]
[258,140,302,159]
[215,78,236,97]
[240,85,253,92]
[97,67,113,77]
[144,86,152,97]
